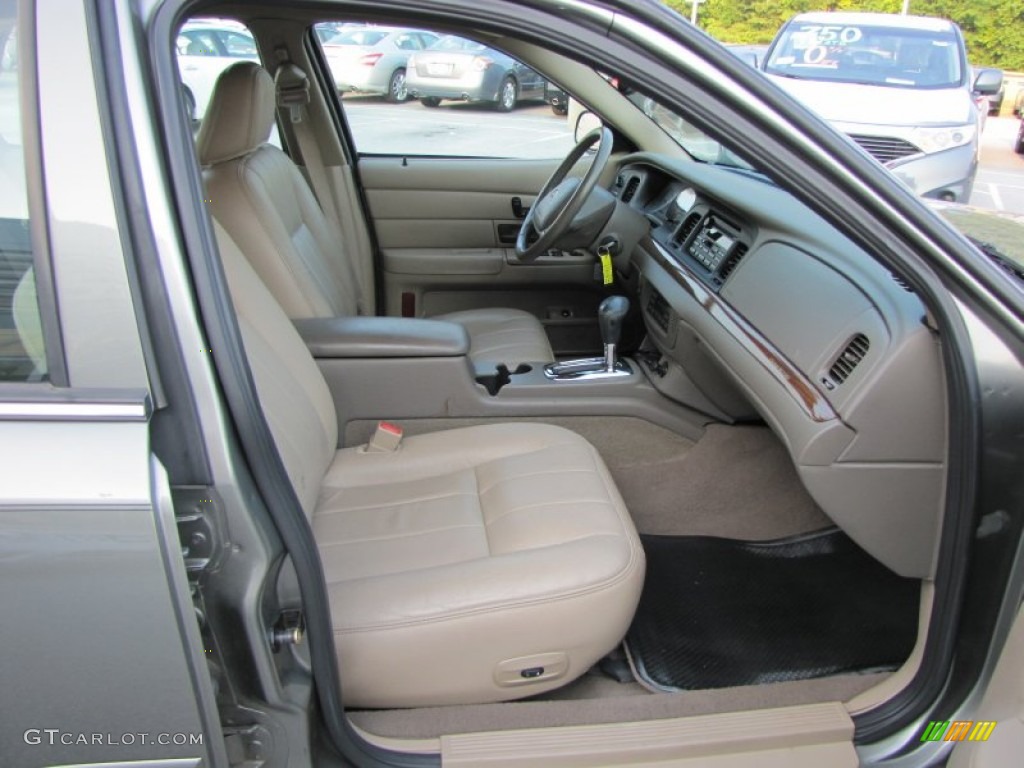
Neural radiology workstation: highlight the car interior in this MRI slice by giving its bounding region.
[161,0,952,757]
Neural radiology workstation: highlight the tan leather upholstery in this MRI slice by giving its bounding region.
[434,308,556,369]
[201,61,554,369]
[215,221,645,708]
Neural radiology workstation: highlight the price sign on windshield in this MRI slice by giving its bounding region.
[787,24,864,67]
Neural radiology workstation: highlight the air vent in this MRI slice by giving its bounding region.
[645,286,671,333]
[673,213,701,246]
[718,243,749,281]
[827,334,870,386]
[848,134,922,165]
[621,176,640,203]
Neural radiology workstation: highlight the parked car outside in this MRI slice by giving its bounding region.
[175,19,258,119]
[763,12,1002,203]
[406,35,546,110]
[1016,109,1024,154]
[320,26,439,103]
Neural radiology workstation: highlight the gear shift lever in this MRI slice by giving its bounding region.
[599,296,630,373]
[542,295,632,380]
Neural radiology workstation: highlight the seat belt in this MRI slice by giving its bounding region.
[275,62,370,316]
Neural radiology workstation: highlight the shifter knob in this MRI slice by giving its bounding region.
[599,296,630,372]
[599,295,630,347]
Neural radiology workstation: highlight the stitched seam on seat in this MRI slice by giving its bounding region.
[316,522,482,547]
[316,489,476,514]
[473,464,490,557]
[484,497,612,525]
[234,154,321,317]
[478,467,594,495]
[330,532,634,632]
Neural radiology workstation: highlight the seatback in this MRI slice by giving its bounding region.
[214,220,338,520]
[197,62,360,319]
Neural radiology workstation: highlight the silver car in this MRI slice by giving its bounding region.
[406,35,546,111]
[763,12,1002,202]
[321,26,438,102]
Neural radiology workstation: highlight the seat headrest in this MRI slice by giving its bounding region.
[196,61,276,166]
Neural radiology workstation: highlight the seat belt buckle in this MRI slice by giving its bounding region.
[366,421,403,453]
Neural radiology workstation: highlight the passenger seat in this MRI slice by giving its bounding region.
[197,61,555,370]
[214,220,645,708]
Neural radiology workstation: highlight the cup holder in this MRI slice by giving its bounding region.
[475,363,533,396]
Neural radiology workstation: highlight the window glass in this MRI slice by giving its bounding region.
[318,25,575,159]
[176,19,260,123]
[0,6,48,382]
[764,23,963,89]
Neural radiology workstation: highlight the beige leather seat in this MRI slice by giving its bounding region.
[215,221,645,708]
[198,61,554,370]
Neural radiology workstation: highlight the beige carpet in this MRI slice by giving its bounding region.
[618,423,833,539]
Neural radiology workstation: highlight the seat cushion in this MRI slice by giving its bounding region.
[435,308,554,369]
[314,422,645,708]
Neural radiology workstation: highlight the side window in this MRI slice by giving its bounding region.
[176,20,266,135]
[0,7,48,382]
[319,24,575,159]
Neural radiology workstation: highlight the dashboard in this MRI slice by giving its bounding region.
[609,152,947,580]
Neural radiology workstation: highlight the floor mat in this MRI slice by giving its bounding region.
[625,528,920,691]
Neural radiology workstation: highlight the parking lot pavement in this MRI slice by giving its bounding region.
[971,117,1024,214]
[343,96,574,158]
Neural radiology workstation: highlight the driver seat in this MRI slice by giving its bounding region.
[197,61,554,370]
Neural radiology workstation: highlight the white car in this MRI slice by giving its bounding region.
[175,20,259,120]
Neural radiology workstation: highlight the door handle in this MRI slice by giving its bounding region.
[511,197,530,219]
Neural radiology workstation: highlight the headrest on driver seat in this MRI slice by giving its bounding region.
[196,61,276,166]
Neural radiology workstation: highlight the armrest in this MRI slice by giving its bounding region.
[292,316,470,359]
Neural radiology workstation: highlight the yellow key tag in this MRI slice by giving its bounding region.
[598,248,614,286]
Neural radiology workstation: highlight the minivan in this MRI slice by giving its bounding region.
[763,12,1002,202]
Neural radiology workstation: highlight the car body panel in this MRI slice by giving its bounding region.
[406,35,546,106]
[322,26,438,99]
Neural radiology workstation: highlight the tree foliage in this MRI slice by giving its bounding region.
[664,0,1024,70]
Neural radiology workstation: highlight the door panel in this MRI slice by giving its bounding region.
[360,156,608,355]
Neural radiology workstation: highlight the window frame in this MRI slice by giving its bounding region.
[0,0,68,387]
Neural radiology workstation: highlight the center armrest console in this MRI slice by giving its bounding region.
[292,316,470,359]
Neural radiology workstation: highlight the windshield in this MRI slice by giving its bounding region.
[625,92,754,171]
[765,22,963,89]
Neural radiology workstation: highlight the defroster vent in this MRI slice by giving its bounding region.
[827,334,870,386]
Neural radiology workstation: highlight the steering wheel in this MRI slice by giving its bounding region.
[515,125,614,261]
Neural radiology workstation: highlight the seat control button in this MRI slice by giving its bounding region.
[520,666,544,679]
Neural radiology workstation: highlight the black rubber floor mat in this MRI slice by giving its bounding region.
[625,528,920,691]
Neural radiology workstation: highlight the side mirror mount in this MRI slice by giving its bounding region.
[972,68,1003,96]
